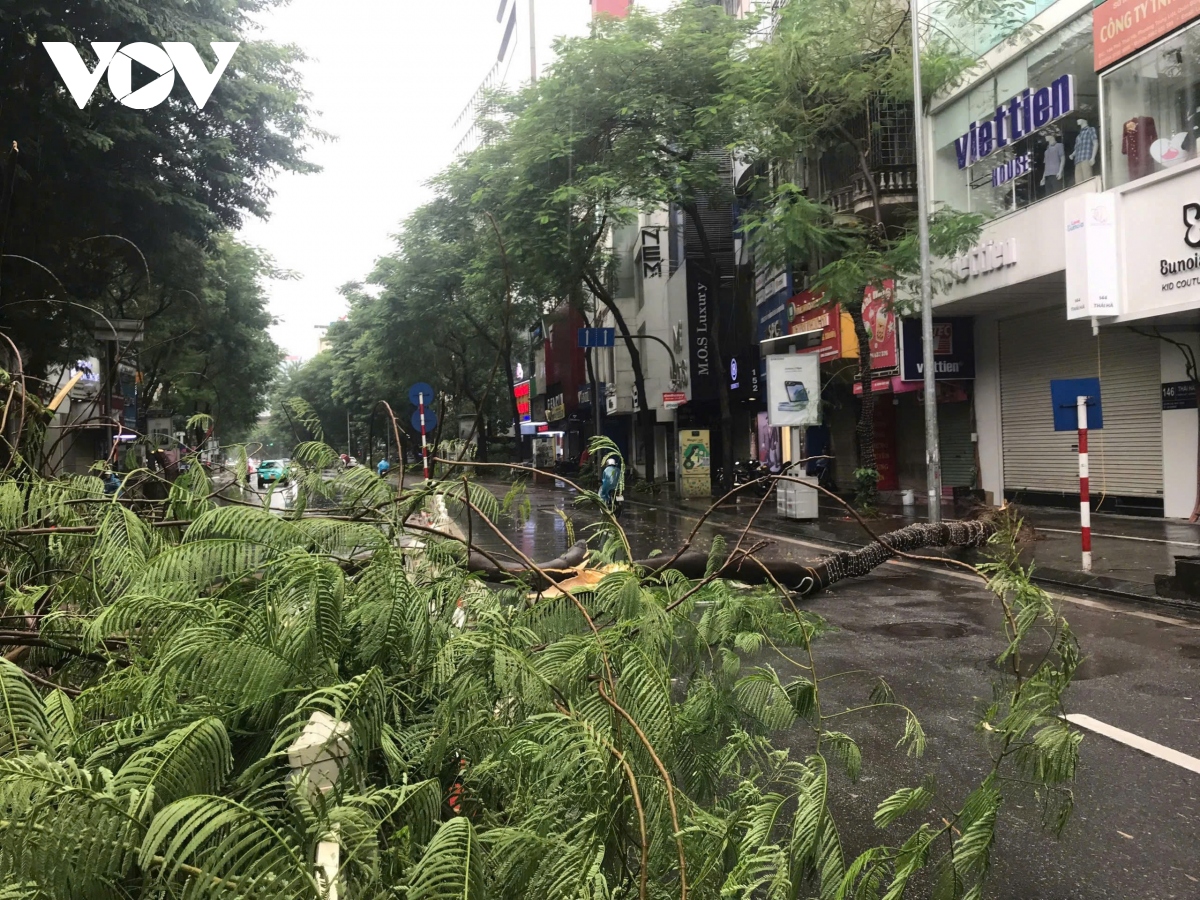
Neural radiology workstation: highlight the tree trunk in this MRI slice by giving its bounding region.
[584,270,656,481]
[851,302,877,505]
[681,204,734,493]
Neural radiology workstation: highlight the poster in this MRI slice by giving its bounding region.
[756,412,781,468]
[861,281,898,371]
[899,318,976,382]
[766,354,821,427]
[679,429,711,498]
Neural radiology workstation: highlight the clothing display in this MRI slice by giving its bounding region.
[1073,126,1097,165]
[1042,141,1065,179]
[1075,159,1094,180]
[1122,116,1158,180]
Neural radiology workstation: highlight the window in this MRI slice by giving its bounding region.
[1101,22,1200,188]
[932,14,1100,218]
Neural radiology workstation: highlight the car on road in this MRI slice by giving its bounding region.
[256,459,290,489]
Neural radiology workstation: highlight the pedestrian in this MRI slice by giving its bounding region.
[376,458,391,478]
[599,455,621,508]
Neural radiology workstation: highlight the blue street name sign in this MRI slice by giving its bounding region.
[577,327,616,348]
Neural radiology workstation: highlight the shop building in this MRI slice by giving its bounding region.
[928,0,1200,517]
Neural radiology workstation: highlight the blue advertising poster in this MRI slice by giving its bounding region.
[899,317,976,382]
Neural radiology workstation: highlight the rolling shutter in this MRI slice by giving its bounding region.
[999,307,1162,498]
[939,399,976,488]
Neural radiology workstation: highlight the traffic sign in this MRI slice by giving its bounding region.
[662,391,686,408]
[577,327,616,348]
[1050,378,1103,431]
[412,409,438,432]
[408,382,435,407]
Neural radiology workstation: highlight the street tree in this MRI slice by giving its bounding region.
[0,0,318,380]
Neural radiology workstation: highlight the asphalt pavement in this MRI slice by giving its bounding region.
[467,480,1200,899]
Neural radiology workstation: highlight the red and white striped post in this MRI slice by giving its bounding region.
[420,391,430,481]
[1077,395,1092,572]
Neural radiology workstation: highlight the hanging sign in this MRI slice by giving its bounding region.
[899,318,976,382]
[862,281,898,371]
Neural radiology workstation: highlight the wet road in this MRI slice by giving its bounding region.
[471,481,1200,899]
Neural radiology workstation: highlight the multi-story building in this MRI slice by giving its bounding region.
[926,0,1200,518]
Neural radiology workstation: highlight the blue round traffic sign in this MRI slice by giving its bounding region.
[408,382,435,407]
[412,409,438,433]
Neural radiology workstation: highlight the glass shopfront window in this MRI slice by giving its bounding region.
[1101,21,1200,188]
[932,14,1100,217]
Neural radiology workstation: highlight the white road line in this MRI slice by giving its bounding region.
[1064,714,1200,775]
[653,507,1200,631]
[1037,527,1200,548]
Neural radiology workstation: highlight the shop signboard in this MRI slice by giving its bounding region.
[679,429,711,498]
[1093,0,1200,70]
[899,318,976,382]
[1117,166,1200,319]
[687,266,716,401]
[789,298,857,363]
[951,75,1074,168]
[546,391,566,422]
[663,391,687,408]
[766,354,821,427]
[513,380,532,422]
[757,291,789,343]
[1064,192,1120,319]
[861,281,898,372]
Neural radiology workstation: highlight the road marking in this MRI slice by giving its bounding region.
[1064,714,1200,775]
[1037,527,1200,549]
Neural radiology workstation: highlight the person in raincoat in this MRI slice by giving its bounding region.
[599,455,621,509]
[376,458,391,478]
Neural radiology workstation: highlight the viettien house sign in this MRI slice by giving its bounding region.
[954,75,1074,169]
[951,238,1018,281]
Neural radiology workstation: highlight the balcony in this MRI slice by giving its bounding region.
[820,97,917,224]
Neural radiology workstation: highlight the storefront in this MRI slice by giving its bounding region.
[933,10,1100,217]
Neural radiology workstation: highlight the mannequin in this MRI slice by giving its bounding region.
[1071,117,1097,181]
[1040,134,1065,193]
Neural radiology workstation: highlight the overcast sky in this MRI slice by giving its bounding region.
[239,0,672,360]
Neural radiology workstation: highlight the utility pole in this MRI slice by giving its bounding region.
[529,0,538,83]
[909,0,942,523]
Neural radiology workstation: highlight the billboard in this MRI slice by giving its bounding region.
[766,354,821,427]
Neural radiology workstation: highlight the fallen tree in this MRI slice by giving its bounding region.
[0,441,1083,900]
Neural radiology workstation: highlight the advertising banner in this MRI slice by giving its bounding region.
[766,353,821,427]
[1118,166,1200,319]
[861,281,898,371]
[679,429,712,498]
[899,318,976,382]
[757,412,782,468]
[1064,192,1120,319]
[1094,0,1200,70]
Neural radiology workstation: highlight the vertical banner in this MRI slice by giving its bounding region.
[679,429,712,498]
[687,266,716,401]
[766,354,821,427]
[861,281,898,371]
[1064,192,1120,319]
[757,412,781,468]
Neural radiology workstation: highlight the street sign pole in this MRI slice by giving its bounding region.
[420,392,430,481]
[1077,395,1092,572]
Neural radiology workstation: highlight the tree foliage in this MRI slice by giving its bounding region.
[0,448,1083,899]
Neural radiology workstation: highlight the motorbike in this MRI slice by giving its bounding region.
[733,459,773,496]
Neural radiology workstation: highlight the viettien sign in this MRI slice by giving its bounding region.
[1065,192,1120,319]
[899,318,976,382]
[992,153,1031,187]
[953,75,1074,169]
[950,238,1018,281]
[1093,0,1200,70]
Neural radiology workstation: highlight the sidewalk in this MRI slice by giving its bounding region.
[623,486,1200,612]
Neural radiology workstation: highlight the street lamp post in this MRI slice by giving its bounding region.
[909,0,943,523]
